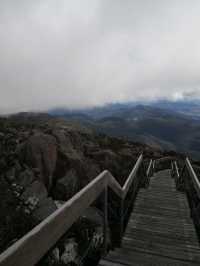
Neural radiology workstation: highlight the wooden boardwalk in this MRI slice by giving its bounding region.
[99,169,200,266]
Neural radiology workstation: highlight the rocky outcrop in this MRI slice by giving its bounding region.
[52,129,81,161]
[16,168,35,188]
[0,114,169,263]
[20,180,57,222]
[21,180,48,201]
[53,169,80,200]
[18,133,57,190]
[0,176,35,253]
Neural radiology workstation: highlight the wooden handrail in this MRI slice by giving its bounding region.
[173,158,200,242]
[174,161,180,179]
[173,157,200,197]
[185,158,200,198]
[123,154,143,196]
[146,159,153,178]
[0,154,144,266]
[152,160,155,171]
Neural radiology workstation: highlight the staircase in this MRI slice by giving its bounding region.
[1,155,200,266]
[99,169,200,265]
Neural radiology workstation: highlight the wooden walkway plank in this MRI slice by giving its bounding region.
[99,169,200,265]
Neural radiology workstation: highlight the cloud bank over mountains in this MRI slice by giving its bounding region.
[0,0,200,113]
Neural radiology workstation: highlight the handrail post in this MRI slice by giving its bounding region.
[120,199,124,247]
[103,186,108,255]
[184,158,200,234]
[146,159,153,186]
[152,160,155,171]
[152,160,154,176]
[174,161,186,192]
[153,160,156,172]
[175,161,180,180]
[171,161,174,177]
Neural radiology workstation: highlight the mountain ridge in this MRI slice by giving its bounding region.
[48,102,200,159]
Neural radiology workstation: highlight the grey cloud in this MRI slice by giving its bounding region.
[0,0,200,114]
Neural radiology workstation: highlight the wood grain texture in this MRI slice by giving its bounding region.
[99,169,200,266]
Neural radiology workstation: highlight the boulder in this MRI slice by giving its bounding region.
[90,150,120,177]
[60,238,78,265]
[21,181,57,223]
[0,158,6,171]
[118,148,133,159]
[53,129,81,161]
[84,141,100,155]
[16,168,35,188]
[89,149,117,161]
[19,133,57,190]
[53,169,80,200]
[21,180,48,202]
[0,177,34,253]
[32,197,57,222]
[54,200,65,208]
[82,207,104,227]
[83,161,100,185]
[13,160,22,176]
[5,167,16,183]
[44,247,60,266]
[0,132,5,139]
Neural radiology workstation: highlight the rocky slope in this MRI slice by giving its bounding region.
[0,114,181,265]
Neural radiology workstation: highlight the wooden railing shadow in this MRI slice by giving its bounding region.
[0,154,154,266]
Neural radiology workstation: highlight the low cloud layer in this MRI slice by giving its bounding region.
[1,1,200,114]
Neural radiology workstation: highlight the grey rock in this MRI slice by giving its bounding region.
[82,207,104,227]
[0,158,6,171]
[84,161,100,184]
[19,133,57,190]
[32,197,57,222]
[54,200,66,208]
[84,141,100,155]
[16,169,35,187]
[46,247,60,265]
[53,169,79,200]
[21,180,48,202]
[14,161,22,175]
[53,129,81,161]
[5,167,16,183]
[60,238,78,265]
[90,149,118,161]
[0,132,5,139]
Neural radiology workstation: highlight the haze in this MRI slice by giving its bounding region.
[1,1,200,114]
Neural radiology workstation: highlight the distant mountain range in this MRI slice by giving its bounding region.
[50,99,200,118]
[48,100,200,159]
[149,100,200,119]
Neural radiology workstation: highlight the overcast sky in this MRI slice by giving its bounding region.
[1,1,200,114]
